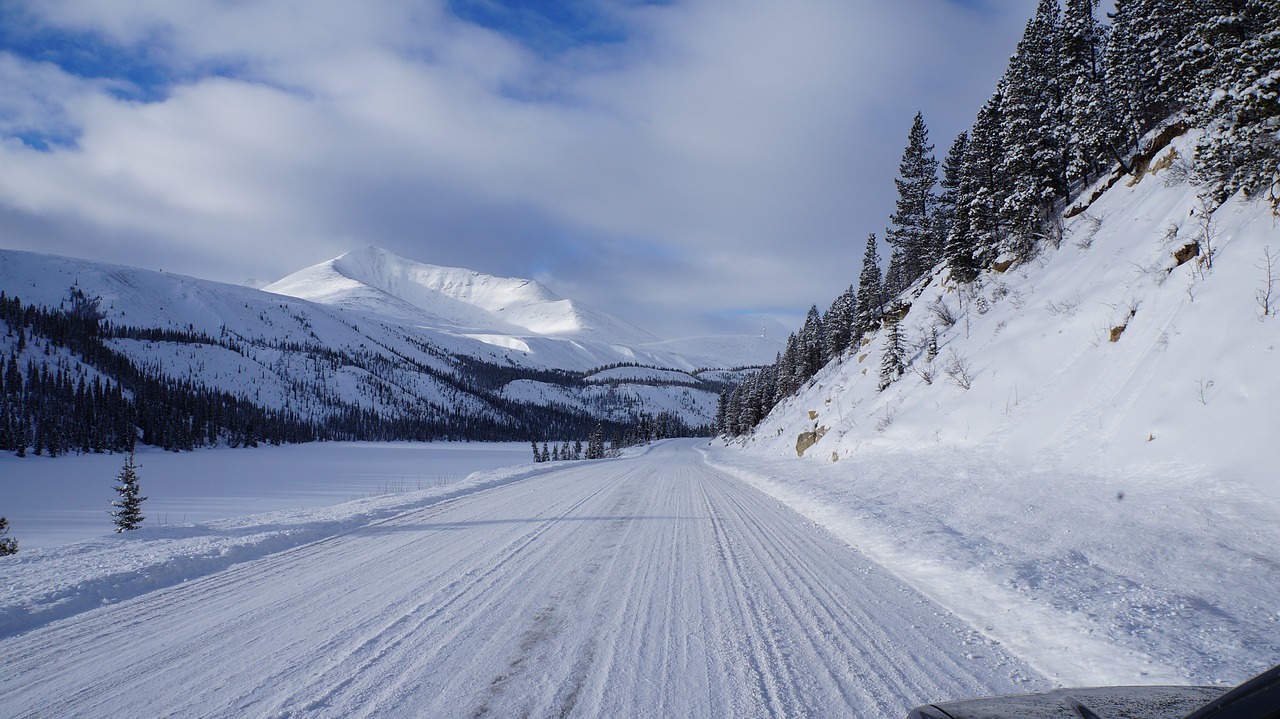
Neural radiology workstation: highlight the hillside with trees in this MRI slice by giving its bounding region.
[718,0,1278,437]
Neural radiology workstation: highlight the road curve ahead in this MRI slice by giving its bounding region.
[2,439,1044,718]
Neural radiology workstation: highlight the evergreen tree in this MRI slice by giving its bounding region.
[823,285,857,361]
[877,314,906,392]
[1107,0,1199,135]
[586,423,605,460]
[798,305,825,379]
[853,234,884,340]
[999,0,1068,257]
[940,132,981,284]
[0,515,17,556]
[110,451,146,532]
[961,92,1007,270]
[1192,0,1279,205]
[1062,0,1110,187]
[886,113,942,288]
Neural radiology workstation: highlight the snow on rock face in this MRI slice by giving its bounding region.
[266,246,659,345]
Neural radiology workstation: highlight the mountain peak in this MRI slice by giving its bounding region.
[265,247,658,344]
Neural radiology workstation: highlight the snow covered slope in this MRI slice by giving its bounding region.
[722,131,1280,685]
[740,132,1280,497]
[265,246,659,345]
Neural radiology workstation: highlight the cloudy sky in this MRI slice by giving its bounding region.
[1,0,1038,339]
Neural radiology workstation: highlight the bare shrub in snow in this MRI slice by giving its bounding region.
[914,363,934,385]
[875,404,897,432]
[1195,379,1215,406]
[927,299,956,328]
[1256,246,1276,318]
[1193,199,1220,276]
[1044,293,1081,317]
[1162,151,1196,187]
[943,349,974,390]
[1074,213,1103,250]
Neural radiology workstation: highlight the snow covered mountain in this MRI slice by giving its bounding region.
[264,246,660,345]
[0,248,778,446]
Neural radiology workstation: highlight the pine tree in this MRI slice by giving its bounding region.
[587,423,605,460]
[886,113,942,289]
[823,285,857,361]
[940,132,981,284]
[799,305,825,378]
[0,515,17,556]
[1062,0,1110,187]
[999,0,1068,257]
[961,92,1008,270]
[1192,0,1279,205]
[853,234,884,341]
[110,451,146,532]
[877,314,906,392]
[1107,0,1199,135]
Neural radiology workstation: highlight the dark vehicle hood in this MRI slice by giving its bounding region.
[908,685,1224,719]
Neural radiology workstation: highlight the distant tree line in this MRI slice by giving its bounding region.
[0,286,714,458]
[719,0,1278,437]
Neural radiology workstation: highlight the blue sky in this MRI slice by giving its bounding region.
[0,0,1037,339]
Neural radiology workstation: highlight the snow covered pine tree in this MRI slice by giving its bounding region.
[110,451,147,532]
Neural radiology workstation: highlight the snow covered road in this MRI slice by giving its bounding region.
[1,440,1046,717]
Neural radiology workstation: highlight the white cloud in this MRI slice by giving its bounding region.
[0,0,1032,338]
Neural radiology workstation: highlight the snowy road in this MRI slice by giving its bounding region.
[1,440,1045,717]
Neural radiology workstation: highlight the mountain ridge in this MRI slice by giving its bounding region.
[264,246,661,346]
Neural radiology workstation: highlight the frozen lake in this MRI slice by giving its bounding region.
[0,442,532,549]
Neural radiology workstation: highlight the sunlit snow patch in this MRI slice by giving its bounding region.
[461,334,531,353]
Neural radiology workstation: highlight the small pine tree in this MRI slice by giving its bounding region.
[0,515,18,556]
[531,439,542,463]
[110,451,147,532]
[586,424,605,460]
[878,316,906,392]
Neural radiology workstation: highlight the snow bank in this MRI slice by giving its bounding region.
[702,444,1280,687]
